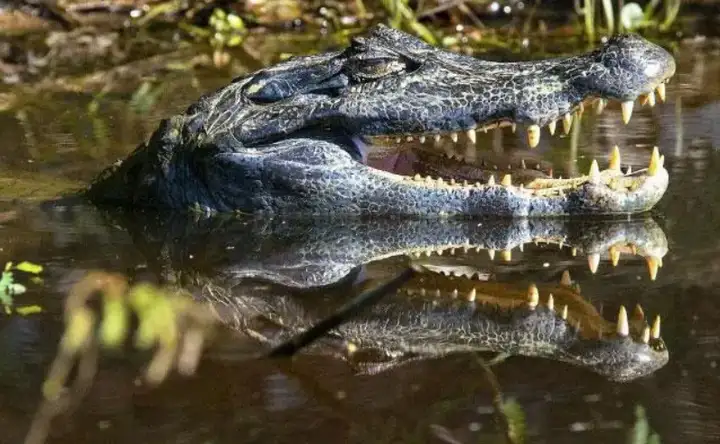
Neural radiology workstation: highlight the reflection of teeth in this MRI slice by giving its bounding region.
[609,246,620,266]
[420,135,426,143]
[560,270,572,286]
[547,293,555,311]
[511,123,517,133]
[595,98,606,115]
[651,315,661,338]
[588,253,600,274]
[467,129,476,144]
[621,100,634,124]
[548,120,557,135]
[562,113,573,134]
[501,249,512,262]
[561,305,568,320]
[656,83,666,102]
[527,284,539,309]
[617,305,629,336]
[488,249,495,260]
[450,132,458,143]
[609,145,621,171]
[527,124,540,148]
[434,134,441,143]
[467,288,477,301]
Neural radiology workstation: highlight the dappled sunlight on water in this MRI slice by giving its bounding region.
[0,38,719,444]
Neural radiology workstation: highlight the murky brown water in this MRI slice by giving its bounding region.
[0,36,720,444]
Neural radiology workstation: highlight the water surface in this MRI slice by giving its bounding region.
[0,38,719,444]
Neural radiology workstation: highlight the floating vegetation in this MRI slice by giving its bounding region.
[0,261,43,315]
[576,0,682,42]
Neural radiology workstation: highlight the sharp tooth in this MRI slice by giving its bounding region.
[656,83,666,102]
[547,293,555,311]
[450,132,458,143]
[642,326,651,344]
[527,124,541,148]
[488,249,495,260]
[501,174,512,187]
[521,159,527,169]
[466,129,477,144]
[434,289,442,297]
[588,253,600,274]
[560,270,572,286]
[561,305,568,320]
[413,174,422,181]
[434,134,441,143]
[527,284,539,309]
[609,145,621,171]
[450,178,456,185]
[588,159,600,179]
[647,90,656,107]
[571,247,577,257]
[595,98,607,115]
[617,305,629,336]
[621,101,634,124]
[651,315,661,339]
[420,288,427,296]
[548,120,557,135]
[437,177,445,186]
[634,304,645,321]
[609,246,620,266]
[626,165,633,175]
[487,175,496,186]
[425,176,434,184]
[562,113,573,134]
[511,123,517,133]
[420,135,426,143]
[646,256,660,281]
[395,137,402,143]
[501,249,512,262]
[406,136,414,142]
[467,288,477,301]
[578,101,585,115]
[648,146,661,176]
[452,289,458,298]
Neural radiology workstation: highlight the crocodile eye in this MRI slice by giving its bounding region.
[349,57,410,82]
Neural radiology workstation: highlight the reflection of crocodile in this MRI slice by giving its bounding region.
[124,213,669,382]
[86,25,675,216]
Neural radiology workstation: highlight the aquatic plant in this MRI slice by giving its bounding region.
[0,261,43,315]
[576,0,682,42]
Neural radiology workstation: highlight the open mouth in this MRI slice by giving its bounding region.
[346,76,673,213]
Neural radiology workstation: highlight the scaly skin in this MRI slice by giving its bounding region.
[131,213,669,381]
[86,25,675,216]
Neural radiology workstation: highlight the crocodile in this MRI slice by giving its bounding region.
[85,24,675,216]
[111,211,669,381]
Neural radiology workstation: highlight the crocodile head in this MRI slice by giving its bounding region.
[87,25,675,216]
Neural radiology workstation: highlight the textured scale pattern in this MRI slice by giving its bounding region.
[87,25,675,216]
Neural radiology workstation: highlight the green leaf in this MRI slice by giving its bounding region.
[15,261,43,275]
[621,3,645,31]
[16,305,43,315]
